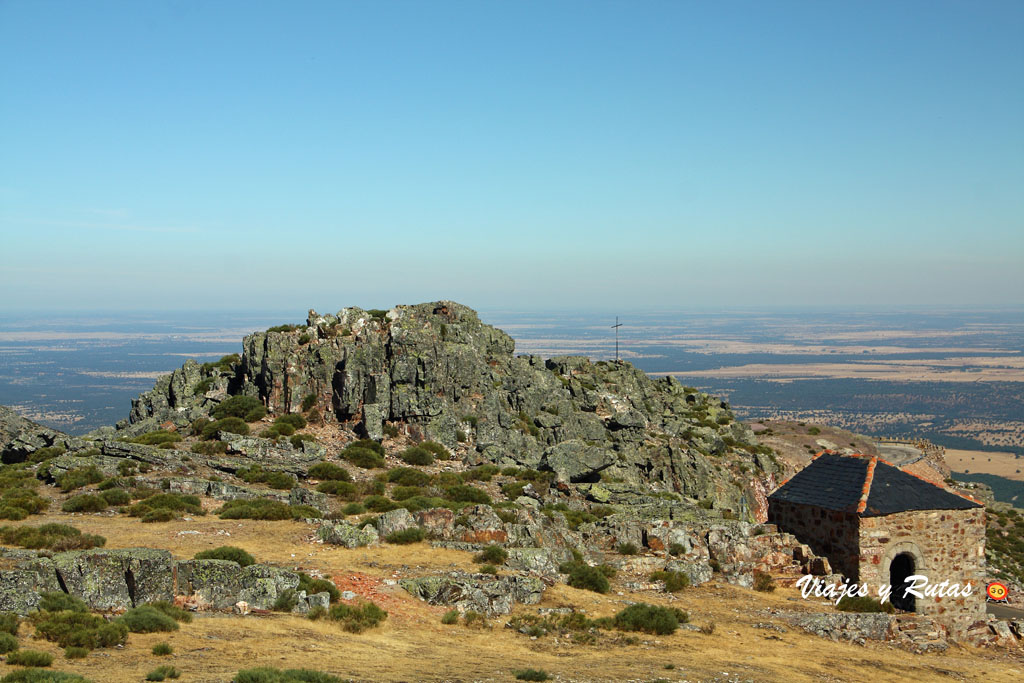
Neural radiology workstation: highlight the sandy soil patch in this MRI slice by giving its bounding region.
[946,449,1024,481]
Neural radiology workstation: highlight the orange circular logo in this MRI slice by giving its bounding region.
[987,582,1008,601]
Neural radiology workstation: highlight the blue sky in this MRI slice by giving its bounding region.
[1,0,1021,312]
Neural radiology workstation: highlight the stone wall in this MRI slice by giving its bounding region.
[858,507,986,629]
[767,500,861,579]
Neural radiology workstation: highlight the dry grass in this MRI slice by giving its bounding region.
[3,501,1024,681]
[946,449,1024,481]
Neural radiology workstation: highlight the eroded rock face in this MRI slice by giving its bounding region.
[399,572,545,616]
[0,406,79,464]
[51,548,174,610]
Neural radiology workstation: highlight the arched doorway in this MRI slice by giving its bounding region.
[890,553,916,612]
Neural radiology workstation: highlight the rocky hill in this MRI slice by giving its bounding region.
[104,301,782,520]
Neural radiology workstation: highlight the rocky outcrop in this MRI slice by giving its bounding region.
[0,406,82,464]
[113,301,781,517]
[317,521,379,548]
[400,572,545,616]
[51,548,174,610]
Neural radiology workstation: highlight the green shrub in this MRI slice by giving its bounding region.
[191,440,228,455]
[420,441,450,459]
[474,545,508,565]
[478,564,497,575]
[444,485,490,504]
[501,482,527,499]
[233,669,343,683]
[297,574,339,603]
[386,468,431,486]
[0,633,17,654]
[202,417,250,439]
[129,493,203,517]
[60,495,107,514]
[650,570,689,592]
[32,608,127,650]
[462,465,500,482]
[399,447,433,466]
[0,524,105,551]
[362,496,399,513]
[0,614,17,637]
[99,489,130,506]
[617,542,639,555]
[836,596,895,613]
[341,502,366,515]
[342,447,384,469]
[290,434,315,449]
[382,424,399,438]
[56,466,104,493]
[384,527,424,544]
[212,396,264,421]
[145,666,180,681]
[244,407,268,422]
[276,414,306,430]
[266,324,299,334]
[117,606,178,633]
[217,499,295,520]
[327,601,387,633]
[456,430,467,442]
[0,670,90,682]
[301,394,317,412]
[316,481,357,498]
[152,642,173,656]
[566,564,610,593]
[306,605,326,621]
[38,592,87,613]
[307,463,351,482]
[613,603,688,635]
[440,610,459,625]
[389,486,422,501]
[236,465,296,490]
[141,509,177,523]
[272,589,299,612]
[5,651,53,667]
[513,670,549,682]
[668,542,686,557]
[63,646,88,659]
[194,546,255,567]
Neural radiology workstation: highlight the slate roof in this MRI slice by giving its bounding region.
[768,452,981,517]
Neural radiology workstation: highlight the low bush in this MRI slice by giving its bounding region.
[668,542,686,557]
[191,441,228,455]
[382,424,399,438]
[341,502,366,515]
[316,480,357,498]
[128,493,203,521]
[613,603,688,635]
[462,464,500,481]
[201,417,250,440]
[513,670,549,682]
[212,396,264,421]
[152,642,173,656]
[399,447,433,466]
[617,542,639,555]
[6,651,53,667]
[478,564,497,575]
[327,601,387,633]
[440,610,459,625]
[276,414,306,430]
[194,546,256,567]
[145,666,181,681]
[0,613,17,636]
[272,589,298,612]
[650,570,689,593]
[836,596,895,613]
[474,545,508,565]
[0,524,105,551]
[217,499,307,520]
[342,447,385,469]
[301,394,317,412]
[753,571,776,593]
[307,463,351,482]
[117,606,179,633]
[129,430,183,447]
[100,489,131,506]
[0,670,89,682]
[566,564,610,594]
[31,608,127,650]
[0,633,17,654]
[306,605,326,621]
[56,466,104,493]
[237,466,296,490]
[444,485,490,504]
[61,494,108,514]
[37,592,87,613]
[386,468,430,487]
[384,528,424,544]
[298,574,340,603]
[63,646,89,659]
[420,441,450,459]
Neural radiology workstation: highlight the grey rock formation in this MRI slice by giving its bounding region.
[317,521,379,548]
[400,572,544,616]
[51,548,174,610]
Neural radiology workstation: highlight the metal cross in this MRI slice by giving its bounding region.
[612,316,623,362]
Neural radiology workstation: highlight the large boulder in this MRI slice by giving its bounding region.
[236,565,300,610]
[176,559,245,609]
[540,440,616,483]
[376,508,417,538]
[400,572,545,616]
[317,521,378,548]
[52,548,174,610]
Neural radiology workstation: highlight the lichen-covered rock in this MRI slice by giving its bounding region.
[504,548,564,578]
[792,613,893,643]
[176,559,245,609]
[236,565,300,610]
[415,508,455,537]
[665,560,714,587]
[540,440,616,483]
[0,406,81,463]
[317,521,378,548]
[376,508,417,538]
[289,487,329,514]
[400,572,544,616]
[52,548,174,610]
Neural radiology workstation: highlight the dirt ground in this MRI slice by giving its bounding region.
[3,506,1024,683]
